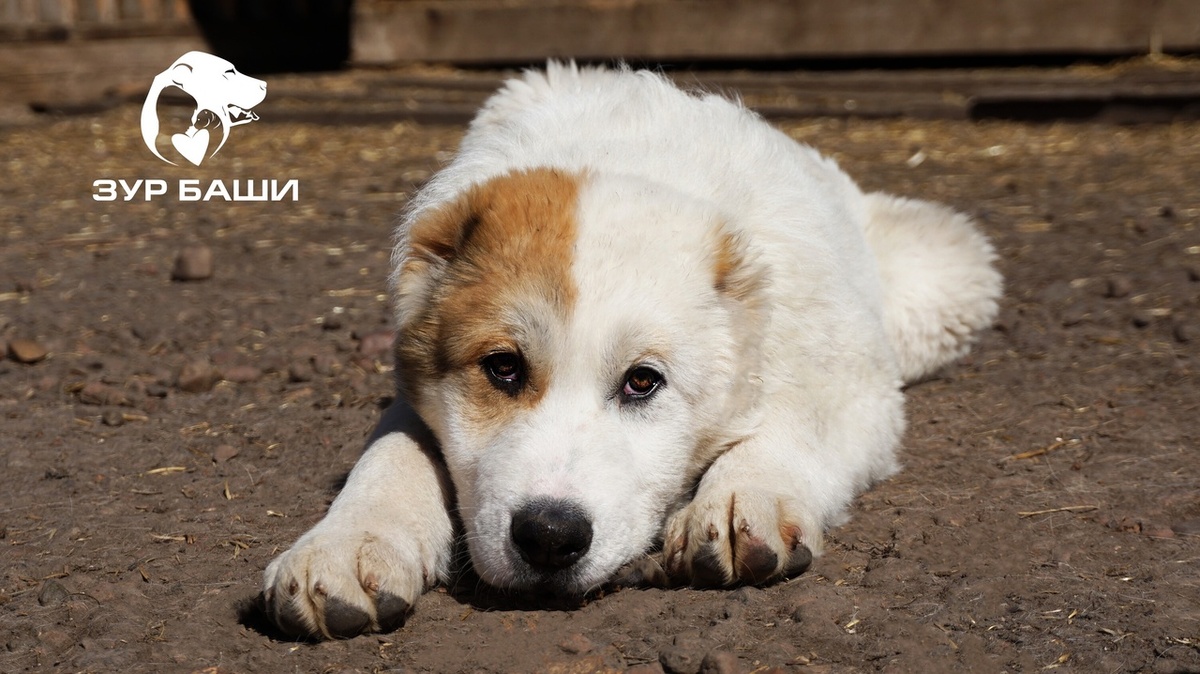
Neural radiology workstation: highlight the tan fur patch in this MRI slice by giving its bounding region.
[395,168,581,420]
[712,229,763,302]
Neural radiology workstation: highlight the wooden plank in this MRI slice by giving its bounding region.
[0,35,205,107]
[353,0,1200,65]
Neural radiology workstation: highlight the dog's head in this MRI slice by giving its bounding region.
[140,51,266,165]
[393,168,768,594]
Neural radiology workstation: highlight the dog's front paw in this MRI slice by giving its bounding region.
[262,526,436,639]
[662,486,817,588]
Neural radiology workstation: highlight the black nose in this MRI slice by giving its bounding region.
[510,499,593,572]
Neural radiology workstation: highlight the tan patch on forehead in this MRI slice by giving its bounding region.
[395,168,581,414]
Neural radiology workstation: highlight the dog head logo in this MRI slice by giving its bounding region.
[140,51,266,166]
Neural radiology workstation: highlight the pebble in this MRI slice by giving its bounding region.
[37,628,74,653]
[37,579,70,607]
[1104,275,1132,298]
[177,361,220,393]
[321,311,344,330]
[659,633,706,674]
[1060,302,1090,327]
[288,361,315,383]
[171,244,214,281]
[78,381,129,406]
[101,409,125,427]
[1185,264,1200,282]
[559,633,595,655]
[357,331,395,358]
[698,650,740,674]
[1173,321,1194,343]
[213,444,240,463]
[9,338,48,363]
[221,365,263,383]
[1142,523,1175,539]
[312,353,341,377]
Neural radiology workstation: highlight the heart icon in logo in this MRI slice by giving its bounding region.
[172,128,210,166]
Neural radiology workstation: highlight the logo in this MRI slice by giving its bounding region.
[140,51,266,166]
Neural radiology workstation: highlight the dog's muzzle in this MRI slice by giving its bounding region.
[510,499,593,572]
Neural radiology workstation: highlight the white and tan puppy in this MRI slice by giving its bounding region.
[263,63,1001,639]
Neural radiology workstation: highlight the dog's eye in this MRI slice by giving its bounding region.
[481,352,524,394]
[622,366,663,401]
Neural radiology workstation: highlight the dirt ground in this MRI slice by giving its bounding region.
[1,68,1198,674]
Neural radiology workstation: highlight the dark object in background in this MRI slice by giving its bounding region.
[188,0,352,73]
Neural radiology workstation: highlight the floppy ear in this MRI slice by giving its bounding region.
[169,63,192,87]
[390,195,481,400]
[712,228,767,309]
[404,197,481,264]
[695,226,770,466]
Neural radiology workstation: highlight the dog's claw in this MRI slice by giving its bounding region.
[270,592,315,640]
[782,542,814,579]
[611,554,672,588]
[374,592,413,633]
[324,597,372,638]
[663,489,820,588]
[733,534,780,585]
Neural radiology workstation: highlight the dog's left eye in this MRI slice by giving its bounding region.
[622,366,663,401]
[481,352,524,395]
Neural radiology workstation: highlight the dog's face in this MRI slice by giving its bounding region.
[394,169,765,593]
[166,51,266,126]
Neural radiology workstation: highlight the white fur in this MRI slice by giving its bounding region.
[264,63,1001,636]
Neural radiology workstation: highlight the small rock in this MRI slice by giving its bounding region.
[37,579,70,607]
[321,312,344,331]
[210,349,240,367]
[171,244,214,281]
[1130,310,1152,328]
[177,361,220,393]
[221,365,263,383]
[357,331,395,358]
[130,324,163,343]
[1107,516,1142,533]
[1185,264,1200,283]
[559,633,594,655]
[787,603,805,623]
[288,361,314,383]
[78,381,129,406]
[9,338,48,364]
[1173,321,1195,343]
[1104,275,1132,298]
[660,634,706,674]
[1061,303,1090,327]
[1142,523,1175,539]
[312,353,341,377]
[101,409,125,427]
[37,628,74,653]
[698,651,740,674]
[258,353,288,374]
[213,444,240,463]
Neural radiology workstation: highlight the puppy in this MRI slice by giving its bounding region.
[263,63,1001,639]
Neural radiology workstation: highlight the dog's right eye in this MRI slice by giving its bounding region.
[481,352,524,394]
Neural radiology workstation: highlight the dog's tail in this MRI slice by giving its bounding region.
[862,193,1002,384]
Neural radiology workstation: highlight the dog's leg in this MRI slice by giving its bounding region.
[262,400,454,639]
[661,393,901,587]
[661,436,819,587]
